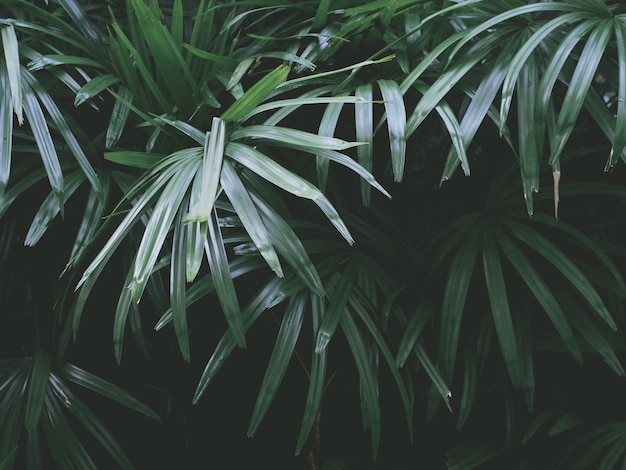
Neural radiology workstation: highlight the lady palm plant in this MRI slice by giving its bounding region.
[2,0,626,468]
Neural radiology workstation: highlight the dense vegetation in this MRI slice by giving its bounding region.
[2,0,626,468]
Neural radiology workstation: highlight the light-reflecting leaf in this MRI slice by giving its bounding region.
[355,84,373,205]
[1,24,23,124]
[0,61,13,200]
[74,74,119,107]
[315,261,357,353]
[206,210,246,348]
[171,207,191,361]
[184,118,225,223]
[378,79,406,182]
[221,160,283,277]
[222,65,290,121]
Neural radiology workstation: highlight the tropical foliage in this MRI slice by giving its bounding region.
[2,0,626,467]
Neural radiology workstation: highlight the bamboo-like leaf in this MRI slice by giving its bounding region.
[405,33,501,137]
[185,221,206,283]
[610,21,626,166]
[0,61,13,201]
[499,13,586,127]
[221,160,283,277]
[482,230,521,387]
[441,44,513,181]
[307,148,391,199]
[105,151,167,169]
[78,151,200,291]
[550,21,612,164]
[206,210,246,347]
[1,24,23,124]
[171,207,190,361]
[313,195,354,245]
[355,84,373,205]
[249,191,325,296]
[315,260,357,353]
[497,232,582,363]
[248,292,306,436]
[40,393,96,470]
[316,99,344,191]
[74,74,119,107]
[25,349,52,431]
[48,374,135,469]
[349,293,414,442]
[457,344,478,429]
[439,233,479,382]
[171,0,183,48]
[563,296,624,376]
[131,158,198,302]
[193,274,306,403]
[396,303,435,367]
[105,85,132,149]
[517,56,540,215]
[231,125,364,151]
[295,294,327,455]
[25,171,85,246]
[340,311,381,459]
[506,220,616,331]
[378,79,406,182]
[534,22,595,153]
[225,142,322,199]
[184,118,225,223]
[61,363,160,420]
[130,0,195,113]
[222,65,290,122]
[65,173,109,272]
[113,262,135,363]
[227,57,255,91]
[22,79,65,212]
[24,71,104,202]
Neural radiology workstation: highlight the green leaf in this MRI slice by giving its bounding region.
[355,84,373,205]
[550,20,612,164]
[171,207,191,361]
[517,55,540,215]
[183,118,225,223]
[221,160,283,277]
[231,125,364,151]
[221,65,290,122]
[482,229,522,387]
[315,260,357,353]
[316,99,345,191]
[0,61,13,200]
[74,74,120,107]
[48,373,135,469]
[439,232,479,382]
[497,231,582,363]
[24,170,85,246]
[105,151,167,169]
[340,311,381,459]
[61,363,160,420]
[206,210,246,347]
[25,349,52,430]
[378,79,406,182]
[225,142,322,199]
[1,24,23,124]
[610,20,626,166]
[295,294,327,455]
[506,220,616,331]
[249,191,325,296]
[130,0,196,113]
[248,291,306,436]
[22,78,65,213]
[131,157,199,302]
[23,70,104,203]
[105,86,133,149]
[396,303,435,367]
